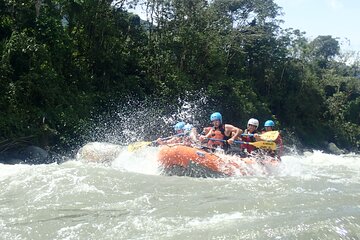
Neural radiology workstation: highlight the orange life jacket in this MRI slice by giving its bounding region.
[208,125,229,150]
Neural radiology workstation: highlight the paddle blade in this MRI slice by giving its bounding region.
[259,131,279,141]
[127,141,152,152]
[250,141,277,150]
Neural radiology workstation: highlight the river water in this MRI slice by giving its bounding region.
[1,144,359,240]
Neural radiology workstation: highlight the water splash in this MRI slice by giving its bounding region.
[279,151,360,179]
[81,91,210,147]
[111,147,161,175]
[72,91,360,179]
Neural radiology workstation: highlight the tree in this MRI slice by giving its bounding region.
[308,35,340,68]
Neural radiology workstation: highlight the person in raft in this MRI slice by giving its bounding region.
[182,123,199,145]
[156,122,197,146]
[201,126,212,136]
[199,112,242,152]
[240,118,260,155]
[261,120,284,160]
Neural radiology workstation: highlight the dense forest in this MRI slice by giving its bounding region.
[0,0,359,152]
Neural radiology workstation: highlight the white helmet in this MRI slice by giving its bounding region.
[247,118,259,129]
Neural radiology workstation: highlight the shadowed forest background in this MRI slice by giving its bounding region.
[0,0,359,152]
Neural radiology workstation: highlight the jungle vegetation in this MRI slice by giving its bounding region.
[0,0,359,151]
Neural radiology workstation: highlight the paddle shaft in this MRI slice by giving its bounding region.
[207,138,276,150]
[127,133,186,152]
[155,133,185,143]
[207,138,253,145]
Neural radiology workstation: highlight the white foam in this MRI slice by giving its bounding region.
[279,151,360,179]
[0,163,32,181]
[111,147,161,175]
[74,142,360,179]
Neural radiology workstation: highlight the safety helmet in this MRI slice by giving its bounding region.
[183,124,193,131]
[264,120,275,127]
[174,121,186,131]
[210,112,222,123]
[247,118,259,129]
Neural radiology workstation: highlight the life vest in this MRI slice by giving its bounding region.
[240,129,258,153]
[208,124,230,150]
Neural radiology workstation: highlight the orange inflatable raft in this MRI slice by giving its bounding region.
[157,145,280,178]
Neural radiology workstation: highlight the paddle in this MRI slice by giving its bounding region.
[241,131,279,142]
[127,133,184,152]
[207,138,277,150]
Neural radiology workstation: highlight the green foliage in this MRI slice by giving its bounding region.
[309,35,340,61]
[0,0,359,151]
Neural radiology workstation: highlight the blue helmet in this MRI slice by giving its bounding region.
[183,124,193,131]
[174,121,186,131]
[210,112,222,123]
[264,120,275,127]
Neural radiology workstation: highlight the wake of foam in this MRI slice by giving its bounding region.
[280,150,360,179]
[76,142,162,176]
[111,147,161,175]
[74,141,360,180]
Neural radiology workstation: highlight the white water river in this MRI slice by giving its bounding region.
[1,144,359,239]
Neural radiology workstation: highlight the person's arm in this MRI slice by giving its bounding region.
[199,129,212,142]
[167,137,182,144]
[189,127,199,142]
[157,136,181,145]
[156,138,164,145]
[225,124,242,144]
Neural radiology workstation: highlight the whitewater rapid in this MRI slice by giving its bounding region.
[1,144,359,239]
